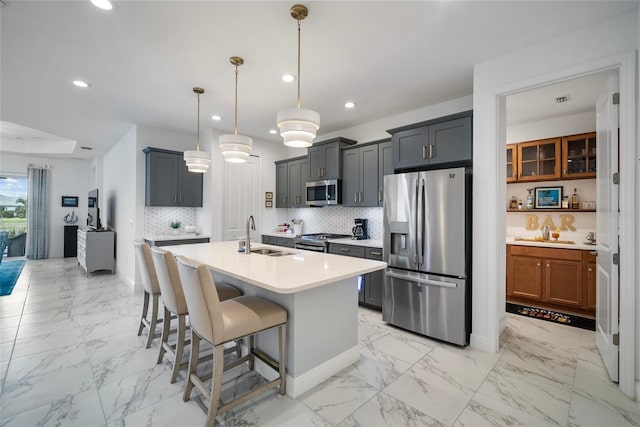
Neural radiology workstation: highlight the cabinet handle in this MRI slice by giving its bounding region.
[422,145,426,159]
[536,263,541,266]
[370,251,382,256]
[354,192,358,202]
[546,264,550,268]
[174,194,177,204]
[588,267,593,272]
[359,192,363,202]
[378,190,383,203]
[341,248,350,252]
[429,144,434,159]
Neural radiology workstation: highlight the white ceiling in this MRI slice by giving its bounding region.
[1,1,637,160]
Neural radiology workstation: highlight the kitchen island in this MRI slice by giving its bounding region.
[168,240,387,397]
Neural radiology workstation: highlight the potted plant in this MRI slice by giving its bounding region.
[170,221,181,235]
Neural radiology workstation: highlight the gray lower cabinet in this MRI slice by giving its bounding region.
[143,147,203,207]
[262,235,296,248]
[388,111,472,170]
[328,243,383,310]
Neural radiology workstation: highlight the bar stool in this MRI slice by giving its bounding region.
[133,240,163,349]
[176,256,287,427]
[150,246,242,383]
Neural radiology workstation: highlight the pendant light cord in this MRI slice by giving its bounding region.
[297,18,301,109]
[196,91,201,151]
[234,65,239,135]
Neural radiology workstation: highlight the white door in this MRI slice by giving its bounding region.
[222,156,261,242]
[595,73,619,382]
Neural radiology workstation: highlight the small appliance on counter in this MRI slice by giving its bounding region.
[352,218,369,240]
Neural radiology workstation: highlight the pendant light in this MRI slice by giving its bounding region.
[276,4,320,148]
[183,87,211,173]
[219,56,253,163]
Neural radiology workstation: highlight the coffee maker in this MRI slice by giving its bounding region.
[352,218,369,240]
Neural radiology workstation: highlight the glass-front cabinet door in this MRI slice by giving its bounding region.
[506,144,518,183]
[517,138,561,181]
[562,132,596,179]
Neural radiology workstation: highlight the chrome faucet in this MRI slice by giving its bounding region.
[246,215,255,254]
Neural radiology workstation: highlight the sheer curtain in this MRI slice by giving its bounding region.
[26,166,50,259]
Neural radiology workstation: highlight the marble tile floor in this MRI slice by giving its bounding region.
[0,258,638,426]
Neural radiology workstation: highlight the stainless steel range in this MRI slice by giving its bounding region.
[296,233,351,252]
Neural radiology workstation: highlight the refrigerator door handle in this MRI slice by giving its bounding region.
[386,270,458,289]
[416,178,425,265]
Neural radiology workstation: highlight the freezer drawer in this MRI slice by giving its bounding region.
[382,268,469,346]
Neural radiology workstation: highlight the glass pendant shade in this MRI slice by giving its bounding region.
[183,150,211,173]
[218,134,252,163]
[277,108,320,148]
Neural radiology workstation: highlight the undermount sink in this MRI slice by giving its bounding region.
[250,248,294,256]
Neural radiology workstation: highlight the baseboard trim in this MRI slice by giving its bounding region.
[254,345,360,398]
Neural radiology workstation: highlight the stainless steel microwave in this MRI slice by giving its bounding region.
[306,179,341,206]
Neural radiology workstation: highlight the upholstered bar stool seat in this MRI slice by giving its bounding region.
[133,240,163,349]
[150,246,242,384]
[176,256,287,427]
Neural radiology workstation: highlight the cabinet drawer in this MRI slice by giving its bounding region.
[329,244,365,258]
[262,235,275,244]
[274,237,295,248]
[365,247,383,260]
[508,245,582,261]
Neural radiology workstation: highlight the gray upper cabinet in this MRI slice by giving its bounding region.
[275,156,307,208]
[342,143,379,207]
[308,137,356,180]
[343,139,392,208]
[377,140,393,206]
[275,161,288,208]
[144,147,203,207]
[388,111,472,170]
[288,157,308,208]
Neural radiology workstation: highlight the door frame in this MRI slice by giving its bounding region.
[487,50,636,397]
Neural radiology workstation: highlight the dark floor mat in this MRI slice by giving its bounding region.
[506,303,595,331]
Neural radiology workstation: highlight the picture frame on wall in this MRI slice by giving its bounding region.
[534,186,562,209]
[61,196,79,207]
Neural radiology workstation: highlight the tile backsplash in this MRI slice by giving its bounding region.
[287,206,383,240]
[144,207,197,236]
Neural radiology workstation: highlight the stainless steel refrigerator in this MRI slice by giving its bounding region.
[383,167,471,345]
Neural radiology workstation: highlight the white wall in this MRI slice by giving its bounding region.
[473,10,638,394]
[507,111,595,144]
[103,126,137,283]
[0,153,92,258]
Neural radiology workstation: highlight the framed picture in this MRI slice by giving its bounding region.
[265,191,273,200]
[534,187,562,209]
[265,200,273,208]
[61,196,79,207]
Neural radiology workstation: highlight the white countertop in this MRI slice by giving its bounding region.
[145,234,210,242]
[507,237,596,250]
[168,241,387,294]
[327,238,383,249]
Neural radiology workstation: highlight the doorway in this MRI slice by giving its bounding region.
[489,51,636,398]
[0,174,28,259]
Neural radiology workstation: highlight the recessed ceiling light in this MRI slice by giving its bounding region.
[344,101,357,109]
[91,0,113,10]
[281,74,296,83]
[269,129,278,135]
[211,115,222,121]
[73,80,90,88]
